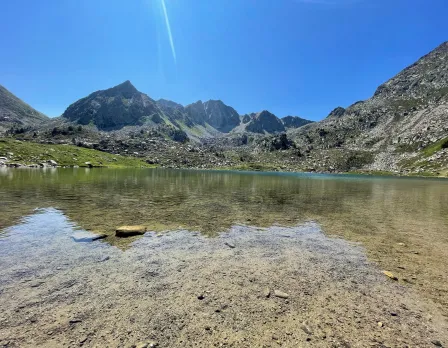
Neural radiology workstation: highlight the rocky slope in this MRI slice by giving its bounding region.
[0,85,48,134]
[289,41,448,175]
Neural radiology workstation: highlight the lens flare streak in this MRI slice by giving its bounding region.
[161,0,176,64]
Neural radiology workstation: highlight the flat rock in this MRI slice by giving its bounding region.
[71,231,108,243]
[273,290,289,299]
[116,225,147,237]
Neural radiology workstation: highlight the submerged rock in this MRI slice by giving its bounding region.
[224,241,236,248]
[71,231,107,242]
[115,225,147,237]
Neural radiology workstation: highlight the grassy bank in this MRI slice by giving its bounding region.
[0,138,152,168]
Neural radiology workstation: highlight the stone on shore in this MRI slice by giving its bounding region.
[116,225,147,237]
[273,290,289,299]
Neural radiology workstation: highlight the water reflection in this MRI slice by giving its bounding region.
[1,168,448,311]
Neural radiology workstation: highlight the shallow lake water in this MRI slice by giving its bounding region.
[1,168,447,347]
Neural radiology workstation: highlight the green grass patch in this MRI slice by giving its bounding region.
[422,137,448,157]
[0,138,154,168]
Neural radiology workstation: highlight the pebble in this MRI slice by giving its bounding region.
[273,290,289,299]
[378,322,383,327]
[383,271,398,281]
[263,287,271,298]
[98,256,110,262]
[301,324,312,335]
[135,341,158,348]
[30,281,45,288]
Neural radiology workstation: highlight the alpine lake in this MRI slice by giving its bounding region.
[1,167,447,347]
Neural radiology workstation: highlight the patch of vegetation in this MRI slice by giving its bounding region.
[0,138,154,168]
[422,137,448,157]
[347,170,397,177]
[220,162,281,172]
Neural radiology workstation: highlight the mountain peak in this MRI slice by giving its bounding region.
[106,80,138,98]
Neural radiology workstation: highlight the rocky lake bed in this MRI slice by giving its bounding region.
[1,210,447,348]
[1,168,447,347]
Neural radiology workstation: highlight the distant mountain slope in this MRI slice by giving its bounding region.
[236,111,286,134]
[0,85,48,133]
[281,115,314,129]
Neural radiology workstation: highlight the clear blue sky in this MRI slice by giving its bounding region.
[0,0,446,120]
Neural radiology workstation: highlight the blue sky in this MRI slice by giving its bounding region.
[0,0,446,120]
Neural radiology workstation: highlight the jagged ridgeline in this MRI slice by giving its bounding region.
[59,80,313,138]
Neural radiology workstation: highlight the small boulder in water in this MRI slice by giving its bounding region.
[116,225,147,237]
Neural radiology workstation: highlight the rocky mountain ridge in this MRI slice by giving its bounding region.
[59,81,313,137]
[289,41,448,174]
[0,85,48,133]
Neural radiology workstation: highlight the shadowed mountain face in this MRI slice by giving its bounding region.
[244,110,286,134]
[62,81,163,131]
[203,100,241,132]
[0,85,48,133]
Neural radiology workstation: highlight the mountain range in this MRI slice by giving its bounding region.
[59,80,313,138]
[0,41,447,175]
